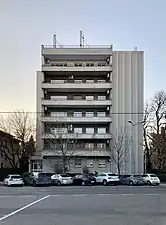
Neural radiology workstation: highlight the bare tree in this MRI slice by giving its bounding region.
[0,132,20,168]
[143,103,153,170]
[149,90,166,169]
[151,90,166,134]
[0,110,35,168]
[107,129,132,175]
[44,121,77,173]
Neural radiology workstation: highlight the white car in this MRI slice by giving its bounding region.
[141,174,160,185]
[51,174,73,186]
[95,173,119,185]
[4,174,24,187]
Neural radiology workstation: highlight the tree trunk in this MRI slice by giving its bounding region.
[117,163,121,176]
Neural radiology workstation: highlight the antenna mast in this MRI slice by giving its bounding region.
[53,34,56,48]
[80,30,83,47]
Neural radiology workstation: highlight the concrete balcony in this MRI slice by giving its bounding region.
[42,65,112,72]
[41,99,111,108]
[41,116,112,123]
[42,149,110,157]
[41,82,112,92]
[42,45,112,59]
[42,133,112,140]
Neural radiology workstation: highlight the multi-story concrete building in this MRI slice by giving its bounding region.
[34,42,144,174]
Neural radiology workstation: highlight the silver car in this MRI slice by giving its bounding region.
[120,175,145,186]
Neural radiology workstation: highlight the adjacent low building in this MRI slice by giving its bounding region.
[33,41,144,174]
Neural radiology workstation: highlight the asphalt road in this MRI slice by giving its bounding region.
[0,185,166,225]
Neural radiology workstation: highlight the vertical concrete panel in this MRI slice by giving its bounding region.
[112,51,144,174]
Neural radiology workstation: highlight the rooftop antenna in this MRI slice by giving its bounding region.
[53,34,56,48]
[80,30,83,48]
[80,30,90,48]
[134,47,138,51]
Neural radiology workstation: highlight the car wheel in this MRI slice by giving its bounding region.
[103,180,107,186]
[82,181,85,186]
[33,181,37,187]
[147,180,151,186]
[57,181,61,186]
[129,181,133,186]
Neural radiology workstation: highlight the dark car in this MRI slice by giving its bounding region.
[22,172,52,186]
[73,174,96,186]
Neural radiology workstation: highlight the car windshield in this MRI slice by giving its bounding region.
[150,174,157,177]
[61,174,70,177]
[141,175,148,177]
[11,175,21,179]
[38,173,50,178]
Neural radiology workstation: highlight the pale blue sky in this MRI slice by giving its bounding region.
[0,0,166,112]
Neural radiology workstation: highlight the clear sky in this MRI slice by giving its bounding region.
[0,0,166,112]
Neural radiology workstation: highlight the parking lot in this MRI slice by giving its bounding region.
[0,185,166,225]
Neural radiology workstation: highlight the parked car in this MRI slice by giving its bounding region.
[51,174,73,186]
[4,174,24,187]
[95,173,119,185]
[141,174,160,186]
[73,174,96,186]
[22,172,52,186]
[119,175,145,186]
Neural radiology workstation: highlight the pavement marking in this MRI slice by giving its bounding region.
[97,194,111,196]
[121,194,135,196]
[0,195,37,198]
[73,194,87,197]
[51,194,61,197]
[0,195,50,222]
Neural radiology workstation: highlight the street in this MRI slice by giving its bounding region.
[0,185,166,224]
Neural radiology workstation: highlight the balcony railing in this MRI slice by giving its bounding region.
[42,149,110,157]
[43,80,108,84]
[42,62,110,67]
[42,45,113,49]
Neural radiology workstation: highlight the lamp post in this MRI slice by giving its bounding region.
[128,120,144,174]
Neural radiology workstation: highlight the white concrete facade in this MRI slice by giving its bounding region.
[35,44,144,174]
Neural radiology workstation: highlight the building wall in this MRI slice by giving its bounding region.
[42,157,110,173]
[112,51,144,174]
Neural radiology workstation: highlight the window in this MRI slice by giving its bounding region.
[74,128,82,134]
[51,80,64,84]
[86,80,94,83]
[51,128,68,134]
[98,96,106,100]
[97,80,106,83]
[98,160,106,168]
[87,160,94,168]
[85,112,94,117]
[86,128,94,134]
[74,158,82,167]
[74,112,82,117]
[74,80,82,83]
[51,112,67,117]
[31,161,43,172]
[97,112,106,117]
[51,96,67,100]
[74,95,82,100]
[86,96,94,100]
[97,143,106,149]
[97,128,106,134]
[85,143,94,149]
